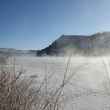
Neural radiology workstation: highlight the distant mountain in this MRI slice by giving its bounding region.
[0,48,37,56]
[37,32,110,56]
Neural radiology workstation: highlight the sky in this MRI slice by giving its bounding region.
[0,0,110,49]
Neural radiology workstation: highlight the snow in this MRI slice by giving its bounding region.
[12,56,110,110]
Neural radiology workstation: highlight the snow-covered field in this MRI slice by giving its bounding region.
[10,56,110,110]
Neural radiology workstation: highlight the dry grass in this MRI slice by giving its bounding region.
[0,56,77,110]
[0,55,97,110]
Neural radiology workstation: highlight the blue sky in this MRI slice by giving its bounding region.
[0,0,110,49]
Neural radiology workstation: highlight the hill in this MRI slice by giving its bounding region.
[37,32,110,56]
